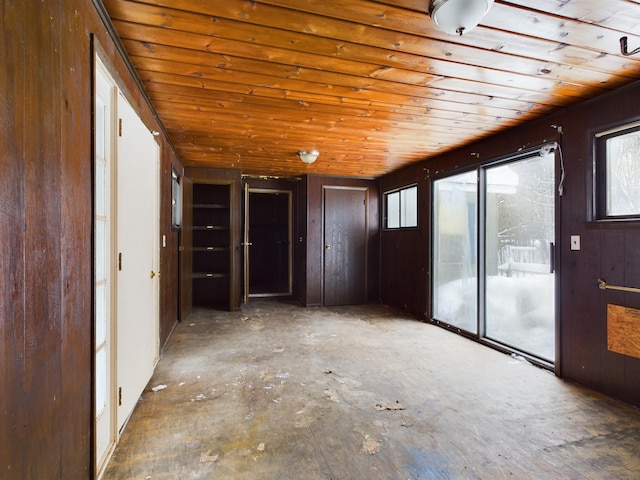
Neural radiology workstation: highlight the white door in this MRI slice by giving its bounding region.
[94,59,116,475]
[116,92,160,431]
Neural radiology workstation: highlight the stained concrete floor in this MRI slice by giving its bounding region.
[103,301,640,479]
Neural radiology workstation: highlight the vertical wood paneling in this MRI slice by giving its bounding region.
[0,0,26,476]
[23,1,64,476]
[305,176,324,306]
[621,231,640,404]
[565,87,640,400]
[599,230,626,396]
[366,183,380,303]
[2,0,184,477]
[296,177,308,303]
[159,150,182,346]
[379,174,428,319]
[557,112,602,388]
[59,0,92,476]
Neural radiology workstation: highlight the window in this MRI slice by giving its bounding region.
[171,168,182,228]
[595,122,640,219]
[385,184,417,229]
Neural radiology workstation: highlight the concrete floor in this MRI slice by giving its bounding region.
[103,301,640,479]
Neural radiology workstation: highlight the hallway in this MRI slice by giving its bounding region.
[103,302,640,479]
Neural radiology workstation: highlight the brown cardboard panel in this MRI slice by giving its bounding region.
[608,304,640,359]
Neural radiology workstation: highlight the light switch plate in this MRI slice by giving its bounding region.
[570,235,580,251]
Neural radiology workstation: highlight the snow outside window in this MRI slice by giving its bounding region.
[595,123,640,219]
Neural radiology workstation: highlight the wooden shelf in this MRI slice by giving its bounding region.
[192,272,229,279]
[191,182,232,309]
[193,225,229,231]
[193,246,229,252]
[193,203,228,209]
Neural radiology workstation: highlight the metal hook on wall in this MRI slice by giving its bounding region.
[620,36,640,56]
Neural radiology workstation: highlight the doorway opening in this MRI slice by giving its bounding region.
[243,188,293,300]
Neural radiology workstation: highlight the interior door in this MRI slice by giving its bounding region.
[323,187,368,306]
[116,93,160,431]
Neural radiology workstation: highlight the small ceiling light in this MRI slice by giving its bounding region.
[298,150,319,165]
[429,0,494,36]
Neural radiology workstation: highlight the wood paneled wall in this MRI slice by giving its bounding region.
[160,148,183,347]
[381,80,640,407]
[0,1,182,477]
[380,175,430,318]
[302,176,380,306]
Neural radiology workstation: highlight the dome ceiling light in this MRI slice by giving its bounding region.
[429,0,494,36]
[298,150,319,165]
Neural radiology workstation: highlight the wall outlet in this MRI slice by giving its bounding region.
[570,235,580,251]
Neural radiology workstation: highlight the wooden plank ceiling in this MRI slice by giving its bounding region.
[102,0,640,178]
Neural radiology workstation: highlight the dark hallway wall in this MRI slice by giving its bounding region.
[1,1,181,477]
[381,81,640,407]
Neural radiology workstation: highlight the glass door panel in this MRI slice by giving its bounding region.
[433,171,478,333]
[484,154,555,361]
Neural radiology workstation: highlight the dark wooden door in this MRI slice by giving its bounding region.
[323,187,367,305]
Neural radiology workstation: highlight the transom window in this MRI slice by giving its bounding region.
[595,122,640,219]
[384,184,417,229]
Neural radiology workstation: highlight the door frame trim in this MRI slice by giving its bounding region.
[93,51,118,479]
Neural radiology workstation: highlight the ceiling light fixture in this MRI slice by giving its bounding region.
[429,0,494,36]
[298,150,319,165]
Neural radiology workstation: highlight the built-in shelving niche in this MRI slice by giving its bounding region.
[192,182,232,309]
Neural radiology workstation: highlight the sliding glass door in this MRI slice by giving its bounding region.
[433,150,556,363]
[433,171,478,334]
[485,155,555,361]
